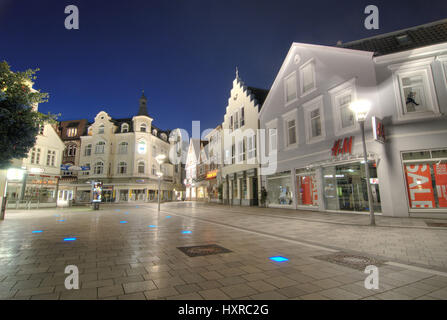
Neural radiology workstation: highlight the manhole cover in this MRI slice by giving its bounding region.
[314,252,385,270]
[425,221,447,228]
[177,244,232,257]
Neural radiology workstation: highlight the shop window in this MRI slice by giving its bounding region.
[267,171,293,205]
[296,170,318,206]
[284,72,297,103]
[402,149,447,209]
[323,162,381,212]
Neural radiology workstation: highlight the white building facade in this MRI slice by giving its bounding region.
[259,19,447,217]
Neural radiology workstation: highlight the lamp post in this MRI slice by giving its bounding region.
[350,100,375,226]
[155,154,166,212]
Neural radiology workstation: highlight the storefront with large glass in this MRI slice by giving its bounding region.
[322,161,381,213]
[402,149,447,211]
[296,168,319,208]
[266,171,293,207]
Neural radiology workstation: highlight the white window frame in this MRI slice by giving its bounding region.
[140,123,147,132]
[265,118,278,156]
[84,144,92,156]
[121,123,129,133]
[94,161,104,175]
[438,55,447,89]
[240,107,245,127]
[299,58,316,97]
[46,150,56,166]
[329,78,358,136]
[98,124,105,134]
[237,138,245,163]
[234,112,239,130]
[389,57,440,121]
[303,95,326,144]
[95,141,105,154]
[118,142,128,154]
[117,162,127,174]
[247,134,256,159]
[281,108,298,150]
[284,71,298,106]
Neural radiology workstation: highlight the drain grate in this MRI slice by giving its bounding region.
[314,252,385,271]
[425,221,447,228]
[177,244,232,257]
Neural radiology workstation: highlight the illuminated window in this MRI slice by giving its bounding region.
[67,128,77,137]
[137,140,147,154]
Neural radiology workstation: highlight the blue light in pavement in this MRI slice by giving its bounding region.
[124,212,129,214]
[120,221,128,224]
[148,225,157,228]
[269,256,289,262]
[115,209,120,212]
[135,206,139,208]
[57,220,65,222]
[32,230,43,233]
[63,237,76,241]
[181,230,192,234]
[166,216,171,218]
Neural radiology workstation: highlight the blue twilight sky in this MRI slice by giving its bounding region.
[1,0,446,134]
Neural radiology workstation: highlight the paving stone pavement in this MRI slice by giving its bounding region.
[0,202,446,300]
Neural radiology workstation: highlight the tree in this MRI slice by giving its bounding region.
[0,61,54,169]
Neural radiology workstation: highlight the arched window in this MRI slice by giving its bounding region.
[118,142,128,154]
[151,164,157,175]
[84,144,92,156]
[140,123,147,132]
[98,124,105,134]
[121,123,129,133]
[118,162,127,174]
[138,161,145,174]
[137,140,146,154]
[95,141,105,154]
[94,161,104,175]
[67,144,77,156]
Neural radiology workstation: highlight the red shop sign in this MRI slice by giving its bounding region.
[331,136,353,156]
[434,163,447,208]
[405,164,435,209]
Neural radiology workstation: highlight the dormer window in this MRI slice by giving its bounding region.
[121,123,129,133]
[152,129,157,136]
[67,128,77,137]
[160,133,167,141]
[140,123,147,132]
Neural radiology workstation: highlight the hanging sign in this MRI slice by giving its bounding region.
[372,116,386,144]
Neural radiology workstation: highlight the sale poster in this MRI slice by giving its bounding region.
[405,164,435,208]
[300,176,312,205]
[434,163,447,208]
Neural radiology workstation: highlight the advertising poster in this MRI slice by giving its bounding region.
[434,163,447,208]
[92,181,103,203]
[300,176,312,205]
[405,164,435,208]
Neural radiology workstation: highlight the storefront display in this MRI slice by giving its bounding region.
[296,169,318,206]
[267,171,293,206]
[402,149,447,210]
[323,162,381,212]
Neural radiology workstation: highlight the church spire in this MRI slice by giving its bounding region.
[235,66,240,80]
[138,90,148,116]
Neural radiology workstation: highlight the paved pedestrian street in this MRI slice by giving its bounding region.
[1,202,447,300]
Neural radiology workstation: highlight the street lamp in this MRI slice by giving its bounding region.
[155,154,166,212]
[350,100,375,226]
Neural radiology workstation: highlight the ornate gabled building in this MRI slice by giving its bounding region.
[60,92,179,204]
[221,70,269,206]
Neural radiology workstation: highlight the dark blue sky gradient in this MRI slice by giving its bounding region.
[1,0,445,133]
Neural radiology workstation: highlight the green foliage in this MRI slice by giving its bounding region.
[0,61,55,169]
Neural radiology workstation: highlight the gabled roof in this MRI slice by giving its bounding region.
[340,18,447,57]
[247,86,269,109]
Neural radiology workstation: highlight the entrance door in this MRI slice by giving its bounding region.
[252,177,258,206]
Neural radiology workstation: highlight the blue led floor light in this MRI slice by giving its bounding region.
[269,256,289,262]
[32,230,43,233]
[64,237,76,241]
[120,221,128,224]
[181,230,192,234]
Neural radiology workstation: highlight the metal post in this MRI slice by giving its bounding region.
[360,121,375,226]
[157,175,161,212]
[0,180,8,220]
